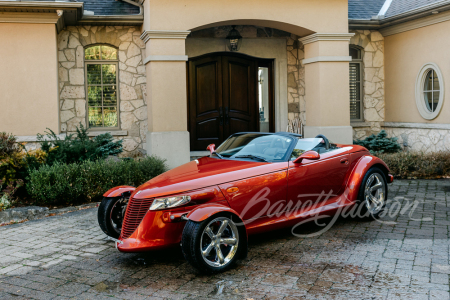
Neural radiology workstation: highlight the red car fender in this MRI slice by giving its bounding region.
[186,202,248,258]
[343,155,391,203]
[186,202,239,222]
[103,186,135,198]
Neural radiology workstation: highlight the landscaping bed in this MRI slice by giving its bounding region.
[1,125,167,213]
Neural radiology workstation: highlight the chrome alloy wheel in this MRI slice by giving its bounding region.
[364,173,386,214]
[200,217,239,268]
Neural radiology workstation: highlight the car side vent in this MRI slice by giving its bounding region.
[121,197,153,239]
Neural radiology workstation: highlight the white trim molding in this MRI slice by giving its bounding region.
[415,62,444,120]
[140,30,191,43]
[143,55,188,64]
[87,130,128,137]
[302,56,352,65]
[0,12,61,24]
[16,134,67,143]
[383,122,450,130]
[380,9,450,36]
[299,33,355,45]
[0,2,83,9]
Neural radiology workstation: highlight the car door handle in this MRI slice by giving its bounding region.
[340,158,349,164]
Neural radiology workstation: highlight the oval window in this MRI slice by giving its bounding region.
[423,69,440,112]
[415,63,444,120]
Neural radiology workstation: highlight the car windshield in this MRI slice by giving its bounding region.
[215,133,313,162]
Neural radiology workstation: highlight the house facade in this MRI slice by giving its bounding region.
[1,0,449,168]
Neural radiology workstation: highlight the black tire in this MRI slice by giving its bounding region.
[181,213,242,274]
[98,197,126,238]
[356,167,388,220]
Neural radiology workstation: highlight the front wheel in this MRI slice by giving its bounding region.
[181,215,241,273]
[98,197,128,238]
[356,167,388,220]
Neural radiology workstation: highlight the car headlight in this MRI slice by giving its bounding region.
[149,195,191,210]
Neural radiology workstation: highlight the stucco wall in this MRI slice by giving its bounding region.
[381,21,450,152]
[148,0,348,34]
[384,20,450,124]
[0,23,59,136]
[57,26,147,156]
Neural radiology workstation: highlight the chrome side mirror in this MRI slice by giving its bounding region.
[293,150,320,164]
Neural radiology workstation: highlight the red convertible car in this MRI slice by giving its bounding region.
[98,132,392,273]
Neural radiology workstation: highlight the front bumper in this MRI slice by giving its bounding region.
[116,209,188,252]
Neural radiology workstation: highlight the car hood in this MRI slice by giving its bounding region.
[132,156,288,199]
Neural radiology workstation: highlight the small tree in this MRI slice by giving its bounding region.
[354,130,402,153]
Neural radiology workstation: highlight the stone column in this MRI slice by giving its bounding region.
[141,30,191,169]
[299,33,354,144]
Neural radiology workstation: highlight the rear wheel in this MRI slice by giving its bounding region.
[98,197,128,238]
[181,214,241,273]
[356,167,387,220]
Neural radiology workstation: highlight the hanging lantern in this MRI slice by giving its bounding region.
[226,26,242,52]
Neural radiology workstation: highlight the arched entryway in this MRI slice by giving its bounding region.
[141,0,353,168]
[187,52,274,151]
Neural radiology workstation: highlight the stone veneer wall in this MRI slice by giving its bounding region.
[287,37,305,126]
[57,26,147,156]
[350,30,385,140]
[383,126,450,152]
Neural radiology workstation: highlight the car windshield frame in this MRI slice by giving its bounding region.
[212,133,322,163]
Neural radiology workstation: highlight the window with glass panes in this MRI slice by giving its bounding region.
[423,69,440,112]
[85,45,119,128]
[349,46,363,121]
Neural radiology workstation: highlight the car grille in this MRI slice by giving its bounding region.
[121,197,153,239]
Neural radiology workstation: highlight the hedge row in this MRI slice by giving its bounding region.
[27,156,166,205]
[376,151,450,179]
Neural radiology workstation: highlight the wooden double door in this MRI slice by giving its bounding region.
[187,52,273,151]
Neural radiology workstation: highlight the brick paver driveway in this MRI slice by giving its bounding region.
[1,180,450,299]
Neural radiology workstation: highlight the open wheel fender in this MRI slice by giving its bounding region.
[185,203,248,259]
[103,186,136,198]
[344,155,391,203]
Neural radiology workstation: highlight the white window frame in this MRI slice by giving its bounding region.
[415,63,444,120]
[84,45,121,130]
[349,46,364,122]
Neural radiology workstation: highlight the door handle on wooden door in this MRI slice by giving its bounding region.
[219,107,223,126]
[224,107,229,125]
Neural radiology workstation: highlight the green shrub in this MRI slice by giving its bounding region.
[0,179,23,211]
[354,130,402,153]
[0,132,47,188]
[376,151,450,179]
[27,156,167,205]
[0,132,22,157]
[39,123,123,166]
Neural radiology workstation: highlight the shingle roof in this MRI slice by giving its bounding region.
[385,0,447,17]
[80,0,140,16]
[349,0,386,19]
